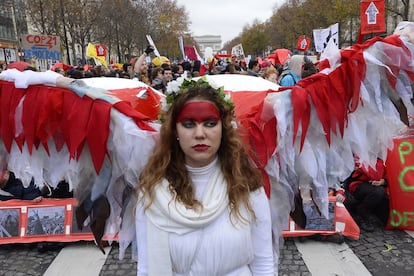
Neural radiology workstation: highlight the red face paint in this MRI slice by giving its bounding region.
[176,101,220,123]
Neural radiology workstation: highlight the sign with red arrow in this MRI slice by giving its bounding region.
[296,36,311,52]
[360,0,386,34]
[95,44,107,57]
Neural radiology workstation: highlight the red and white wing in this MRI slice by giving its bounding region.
[0,73,162,256]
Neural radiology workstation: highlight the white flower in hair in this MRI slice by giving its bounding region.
[206,78,220,90]
[224,91,232,102]
[159,75,235,122]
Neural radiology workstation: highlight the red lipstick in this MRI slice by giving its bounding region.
[192,144,210,151]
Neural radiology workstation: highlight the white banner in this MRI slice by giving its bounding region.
[231,43,245,59]
[4,48,17,63]
[313,23,339,53]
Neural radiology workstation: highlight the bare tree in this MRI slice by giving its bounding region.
[24,0,192,64]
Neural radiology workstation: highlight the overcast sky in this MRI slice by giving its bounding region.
[175,0,286,44]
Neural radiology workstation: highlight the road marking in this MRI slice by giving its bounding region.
[406,230,414,239]
[295,239,372,276]
[43,243,111,276]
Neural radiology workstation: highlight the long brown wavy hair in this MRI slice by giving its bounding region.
[137,84,264,221]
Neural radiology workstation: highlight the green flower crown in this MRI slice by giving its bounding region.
[162,75,235,113]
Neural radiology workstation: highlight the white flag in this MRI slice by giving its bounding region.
[178,36,186,61]
[146,35,161,57]
[313,23,339,53]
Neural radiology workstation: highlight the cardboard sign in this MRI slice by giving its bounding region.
[95,44,107,57]
[296,36,311,52]
[360,0,386,34]
[282,197,360,240]
[386,139,414,230]
[20,34,61,62]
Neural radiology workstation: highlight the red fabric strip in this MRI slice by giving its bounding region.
[86,99,112,173]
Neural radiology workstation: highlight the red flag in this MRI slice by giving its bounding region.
[296,36,311,52]
[360,0,385,35]
[184,45,198,61]
[95,44,107,57]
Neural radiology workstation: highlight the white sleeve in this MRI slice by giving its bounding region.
[249,187,275,275]
[136,199,148,276]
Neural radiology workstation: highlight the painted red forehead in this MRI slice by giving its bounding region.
[176,100,220,123]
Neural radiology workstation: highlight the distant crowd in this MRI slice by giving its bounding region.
[1,46,320,94]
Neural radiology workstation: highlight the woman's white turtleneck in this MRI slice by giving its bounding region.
[185,156,219,200]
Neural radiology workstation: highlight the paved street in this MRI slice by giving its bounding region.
[0,225,413,275]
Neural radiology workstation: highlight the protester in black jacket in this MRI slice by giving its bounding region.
[0,171,42,201]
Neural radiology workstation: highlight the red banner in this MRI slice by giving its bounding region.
[386,138,414,230]
[95,44,107,57]
[296,36,311,52]
[360,0,386,34]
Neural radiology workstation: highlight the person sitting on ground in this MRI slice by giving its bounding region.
[344,158,389,232]
[0,170,42,202]
[0,170,73,201]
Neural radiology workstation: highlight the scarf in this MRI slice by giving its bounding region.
[145,167,228,275]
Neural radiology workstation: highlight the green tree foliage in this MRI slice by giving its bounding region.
[223,37,242,54]
[265,0,360,50]
[147,0,190,60]
[241,20,269,57]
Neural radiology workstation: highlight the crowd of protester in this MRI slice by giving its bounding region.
[0,46,322,95]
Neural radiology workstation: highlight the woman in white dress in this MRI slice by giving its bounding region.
[135,77,274,275]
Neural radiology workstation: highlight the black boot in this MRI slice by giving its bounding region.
[357,212,375,232]
[75,200,89,230]
[290,192,307,229]
[89,195,111,254]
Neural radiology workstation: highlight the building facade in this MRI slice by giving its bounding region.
[0,0,28,66]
